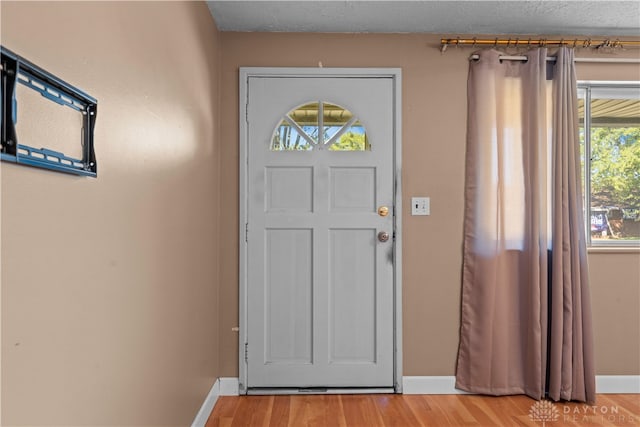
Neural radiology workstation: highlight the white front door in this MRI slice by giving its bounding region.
[242,69,400,391]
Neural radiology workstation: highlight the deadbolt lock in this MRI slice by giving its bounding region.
[378,206,389,217]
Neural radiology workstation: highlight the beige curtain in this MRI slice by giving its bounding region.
[455,47,596,404]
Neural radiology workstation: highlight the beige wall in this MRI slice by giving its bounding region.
[1,2,221,426]
[589,251,640,374]
[218,32,640,377]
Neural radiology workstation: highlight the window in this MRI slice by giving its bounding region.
[578,82,640,246]
[271,102,369,151]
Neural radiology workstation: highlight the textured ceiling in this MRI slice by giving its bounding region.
[206,1,640,36]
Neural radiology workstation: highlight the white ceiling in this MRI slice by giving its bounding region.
[206,1,640,36]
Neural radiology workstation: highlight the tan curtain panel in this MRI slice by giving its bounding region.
[455,47,596,404]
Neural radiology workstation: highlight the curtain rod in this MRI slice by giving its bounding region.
[468,54,640,64]
[441,37,640,52]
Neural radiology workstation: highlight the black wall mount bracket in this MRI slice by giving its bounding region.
[1,46,97,177]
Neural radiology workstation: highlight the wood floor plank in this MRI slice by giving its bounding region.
[206,396,239,427]
[309,395,347,427]
[459,396,508,427]
[248,395,273,427]
[341,395,386,427]
[400,395,432,427]
[268,396,290,427]
[372,395,423,426]
[205,393,640,427]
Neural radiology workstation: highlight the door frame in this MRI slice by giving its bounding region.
[238,67,403,394]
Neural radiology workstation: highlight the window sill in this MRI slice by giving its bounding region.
[587,246,640,254]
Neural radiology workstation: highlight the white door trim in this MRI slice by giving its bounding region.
[239,67,402,394]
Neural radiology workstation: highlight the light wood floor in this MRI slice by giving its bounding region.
[206,393,639,427]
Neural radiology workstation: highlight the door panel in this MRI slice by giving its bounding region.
[330,167,376,212]
[329,228,376,364]
[266,167,314,212]
[246,75,394,389]
[264,228,313,365]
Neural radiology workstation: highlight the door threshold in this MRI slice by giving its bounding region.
[247,387,396,395]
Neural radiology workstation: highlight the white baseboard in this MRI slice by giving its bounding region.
[191,377,241,427]
[596,375,640,393]
[402,376,470,394]
[219,377,240,395]
[403,375,640,395]
[191,379,220,427]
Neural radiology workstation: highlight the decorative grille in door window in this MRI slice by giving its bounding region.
[271,102,369,151]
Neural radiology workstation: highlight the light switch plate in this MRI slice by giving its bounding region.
[411,197,430,215]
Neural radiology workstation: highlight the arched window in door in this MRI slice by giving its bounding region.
[271,102,369,151]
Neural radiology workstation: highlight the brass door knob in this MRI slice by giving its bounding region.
[378,206,389,217]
